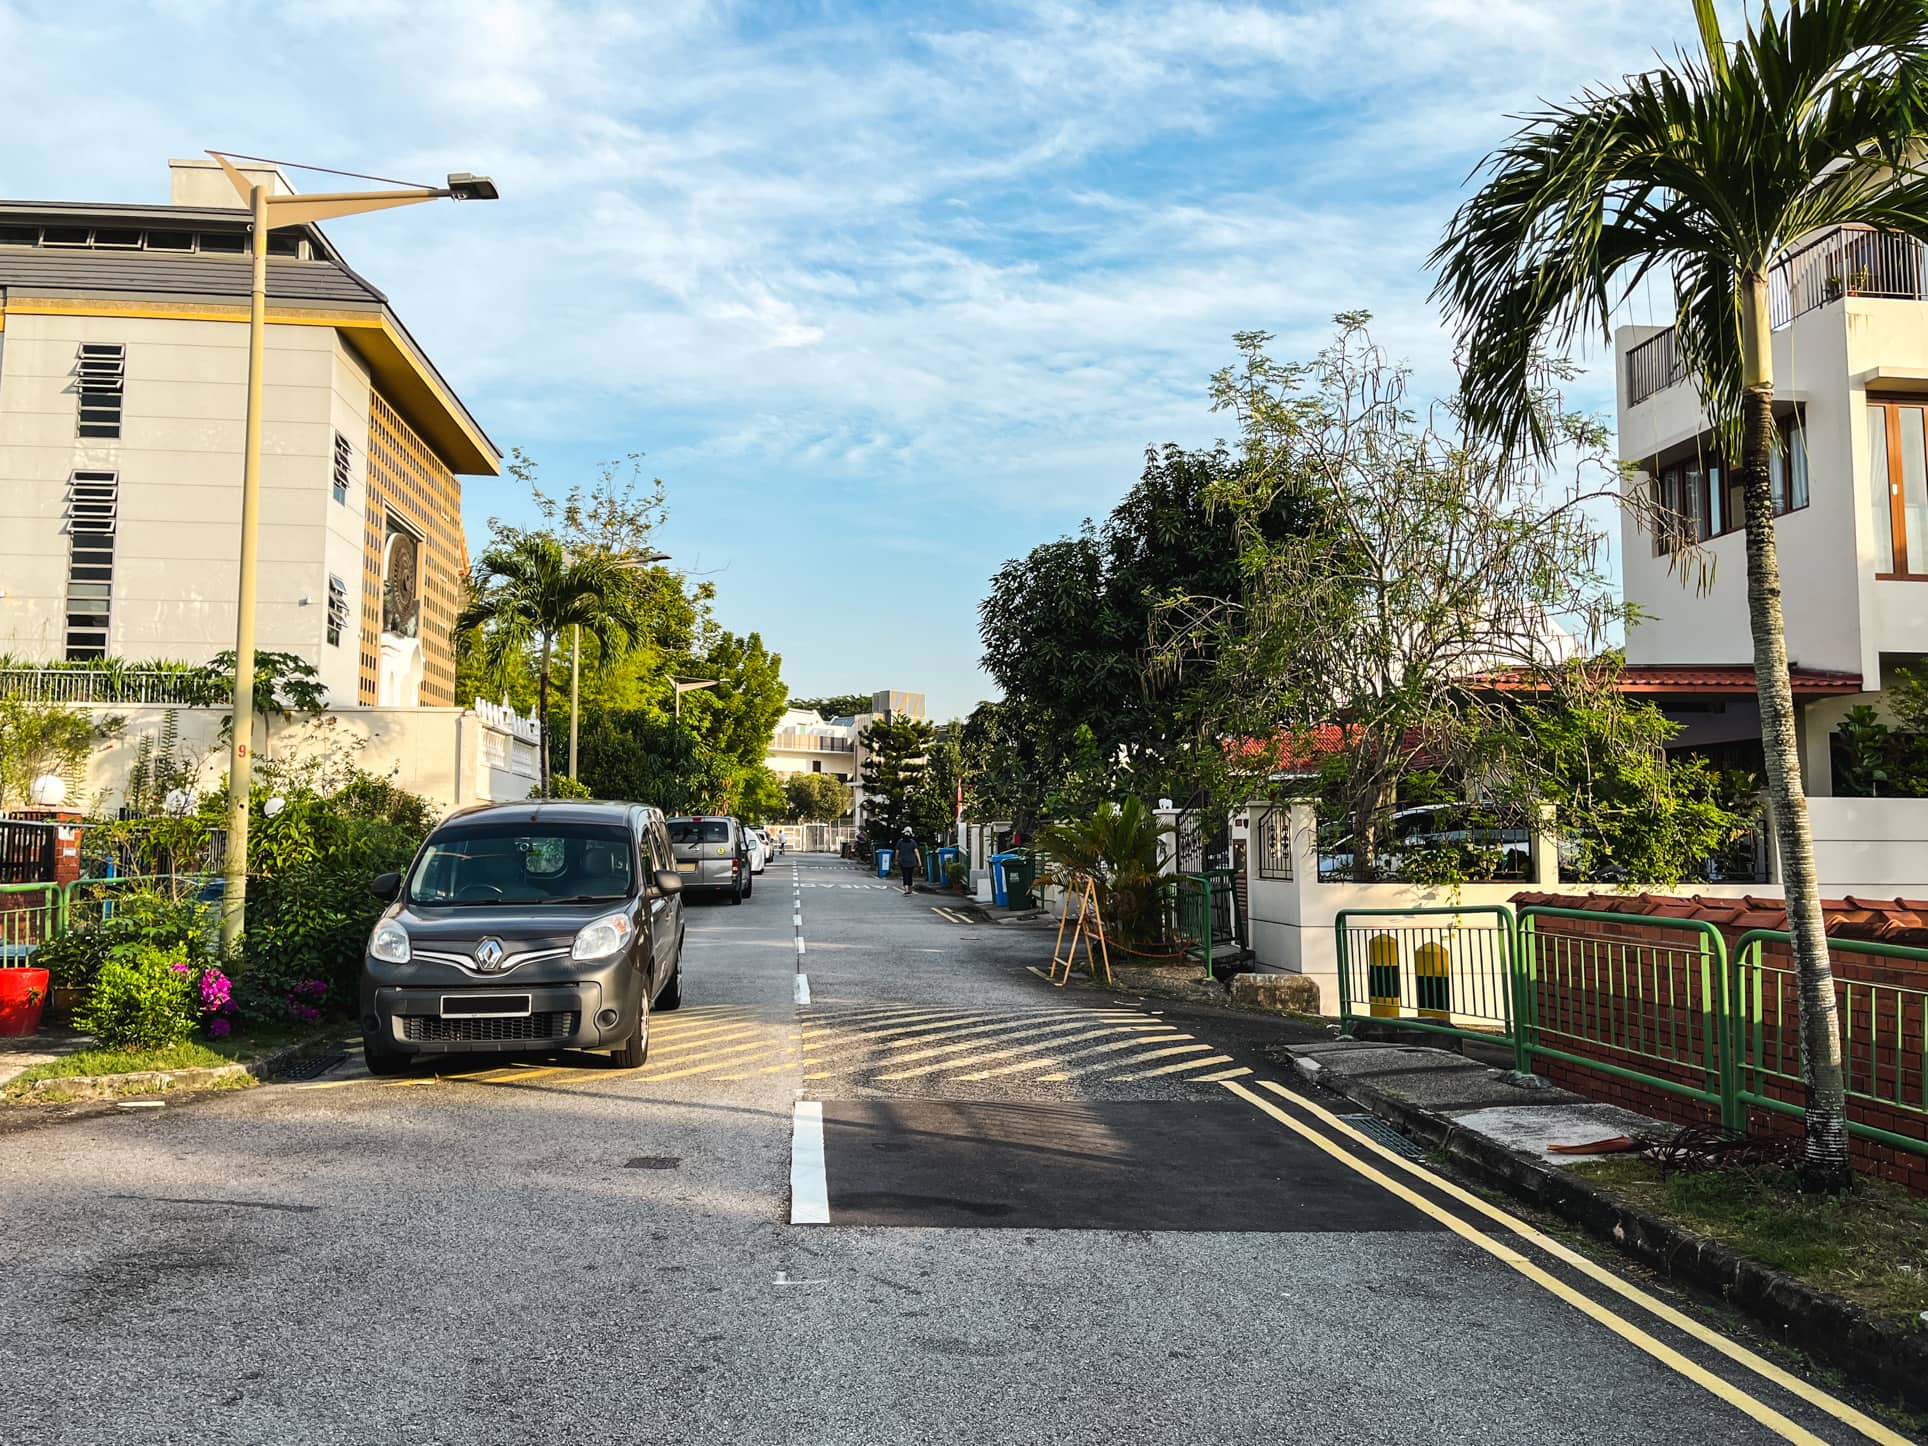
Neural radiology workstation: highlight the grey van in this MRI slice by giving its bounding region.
[667,815,751,903]
[359,801,686,1075]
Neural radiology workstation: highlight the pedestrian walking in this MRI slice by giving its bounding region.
[896,828,922,895]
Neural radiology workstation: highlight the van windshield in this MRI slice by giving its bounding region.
[669,820,731,845]
[408,822,634,906]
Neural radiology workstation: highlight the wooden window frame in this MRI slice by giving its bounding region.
[1869,397,1928,580]
[1649,420,1809,556]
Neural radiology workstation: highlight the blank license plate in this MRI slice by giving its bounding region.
[676,862,698,873]
[440,994,532,1019]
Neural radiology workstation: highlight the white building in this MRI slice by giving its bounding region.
[1613,224,1928,892]
[764,689,927,830]
[0,158,500,709]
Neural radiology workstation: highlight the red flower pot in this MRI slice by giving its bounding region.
[0,968,50,1037]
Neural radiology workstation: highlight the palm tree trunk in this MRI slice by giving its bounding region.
[1739,272,1850,1192]
[537,635,553,799]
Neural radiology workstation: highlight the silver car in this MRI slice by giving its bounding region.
[667,815,751,903]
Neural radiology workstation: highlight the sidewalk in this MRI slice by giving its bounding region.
[0,1025,89,1090]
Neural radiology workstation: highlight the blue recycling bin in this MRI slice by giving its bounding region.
[990,851,1021,907]
[876,848,893,878]
[935,846,961,885]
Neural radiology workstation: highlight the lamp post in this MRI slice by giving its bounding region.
[210,151,497,953]
[566,550,669,782]
[673,678,717,724]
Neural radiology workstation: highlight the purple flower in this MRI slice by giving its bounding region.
[198,968,232,1012]
[207,1017,231,1038]
[170,962,191,974]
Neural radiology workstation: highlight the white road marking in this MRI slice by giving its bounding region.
[116,1100,165,1109]
[795,937,806,956]
[795,974,812,1005]
[790,1101,830,1225]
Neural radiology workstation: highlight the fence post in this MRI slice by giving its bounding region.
[1719,932,1746,1134]
[1511,911,1535,1075]
[1334,913,1354,1035]
[1531,802,1559,888]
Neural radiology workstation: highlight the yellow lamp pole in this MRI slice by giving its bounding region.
[211,151,497,951]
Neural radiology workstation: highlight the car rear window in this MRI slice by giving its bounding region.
[669,820,731,844]
[409,822,633,906]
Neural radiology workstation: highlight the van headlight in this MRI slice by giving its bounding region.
[370,921,411,964]
[572,911,632,961]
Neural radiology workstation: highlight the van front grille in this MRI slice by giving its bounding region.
[403,1011,579,1043]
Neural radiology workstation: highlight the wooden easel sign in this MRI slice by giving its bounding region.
[1049,877,1113,987]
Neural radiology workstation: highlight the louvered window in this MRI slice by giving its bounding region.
[326,574,349,647]
[333,432,352,505]
[65,471,118,659]
[76,343,125,439]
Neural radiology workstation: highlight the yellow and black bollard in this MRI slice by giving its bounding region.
[1367,933,1401,1018]
[1414,941,1451,1021]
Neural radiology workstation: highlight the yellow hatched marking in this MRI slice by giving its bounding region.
[871,1026,1171,1081]
[952,1031,1189,1080]
[638,1039,780,1073]
[1191,1065,1253,1083]
[1116,1053,1234,1081]
[1227,1082,1834,1446]
[799,1011,979,1043]
[640,1051,792,1082]
[1035,1042,1213,1081]
[801,1010,1143,1054]
[646,1024,768,1054]
[849,1014,1150,1060]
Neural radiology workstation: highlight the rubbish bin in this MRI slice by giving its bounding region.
[935,846,961,886]
[989,851,1020,908]
[1008,850,1039,909]
[876,848,894,879]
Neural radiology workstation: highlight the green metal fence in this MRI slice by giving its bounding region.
[59,873,214,933]
[1339,904,1928,1159]
[1732,929,1928,1156]
[0,882,60,962]
[1518,905,1739,1129]
[1335,906,1520,1067]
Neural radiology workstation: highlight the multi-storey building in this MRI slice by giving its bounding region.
[764,689,928,830]
[0,158,500,708]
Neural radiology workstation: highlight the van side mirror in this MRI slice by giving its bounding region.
[371,872,402,902]
[653,870,685,896]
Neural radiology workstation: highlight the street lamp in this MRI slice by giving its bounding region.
[210,150,497,952]
[673,678,717,723]
[566,550,670,781]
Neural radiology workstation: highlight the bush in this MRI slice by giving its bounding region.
[76,944,200,1048]
[36,890,215,992]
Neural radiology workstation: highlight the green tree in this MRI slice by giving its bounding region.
[791,694,873,719]
[1429,0,1928,1190]
[859,716,935,843]
[457,535,643,798]
[576,709,735,815]
[0,697,113,807]
[783,772,852,823]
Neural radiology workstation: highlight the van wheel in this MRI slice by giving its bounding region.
[730,880,743,905]
[656,959,683,1011]
[363,1034,408,1076]
[745,875,754,898]
[611,1001,650,1068]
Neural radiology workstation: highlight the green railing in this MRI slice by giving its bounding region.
[59,873,214,932]
[1339,904,1928,1158]
[1519,906,1739,1129]
[1733,929,1928,1156]
[0,882,60,962]
[1335,906,1520,1066]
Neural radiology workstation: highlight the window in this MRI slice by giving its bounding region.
[1649,422,1809,554]
[332,431,352,505]
[64,472,117,659]
[92,228,141,250]
[407,823,634,907]
[41,226,89,247]
[1869,399,1928,578]
[144,230,194,252]
[75,343,124,439]
[326,574,348,647]
[0,224,36,246]
[198,231,246,255]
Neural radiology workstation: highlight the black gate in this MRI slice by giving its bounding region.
[0,819,58,884]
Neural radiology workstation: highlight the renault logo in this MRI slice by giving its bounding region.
[473,937,507,971]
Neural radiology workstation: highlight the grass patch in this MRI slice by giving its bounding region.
[1570,1156,1928,1324]
[2,1021,333,1092]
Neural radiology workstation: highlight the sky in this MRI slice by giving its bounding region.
[0,0,1730,719]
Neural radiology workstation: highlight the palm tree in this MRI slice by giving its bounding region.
[457,535,643,797]
[1433,0,1928,1191]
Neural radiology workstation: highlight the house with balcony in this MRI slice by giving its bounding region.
[764,690,928,831]
[1614,224,1928,895]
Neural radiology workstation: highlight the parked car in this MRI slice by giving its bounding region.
[746,828,767,875]
[667,815,752,903]
[358,801,686,1076]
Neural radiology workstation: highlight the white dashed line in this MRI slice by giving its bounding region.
[789,1101,830,1224]
[795,974,812,1005]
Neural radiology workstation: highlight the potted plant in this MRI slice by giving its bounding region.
[1847,266,1873,297]
[0,967,50,1037]
[1823,273,1845,302]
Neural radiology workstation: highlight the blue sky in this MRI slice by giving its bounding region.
[1,0,1726,718]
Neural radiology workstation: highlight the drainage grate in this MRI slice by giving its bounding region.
[625,1156,681,1170]
[264,1049,346,1082]
[1343,1115,1425,1160]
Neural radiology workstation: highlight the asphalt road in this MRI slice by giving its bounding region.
[0,853,1912,1445]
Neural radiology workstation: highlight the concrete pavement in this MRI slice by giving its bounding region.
[0,852,1912,1444]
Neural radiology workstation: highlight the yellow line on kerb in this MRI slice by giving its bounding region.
[1229,1080,1899,1446]
[1250,1081,1910,1445]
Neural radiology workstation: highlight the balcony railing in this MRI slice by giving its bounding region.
[768,729,854,753]
[1626,225,1928,406]
[0,667,224,706]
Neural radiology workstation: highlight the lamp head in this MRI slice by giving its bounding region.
[444,173,499,201]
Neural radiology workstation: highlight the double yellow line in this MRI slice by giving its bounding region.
[1224,1079,1909,1446]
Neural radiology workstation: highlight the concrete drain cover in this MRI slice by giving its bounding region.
[1344,1116,1425,1160]
[625,1156,682,1170]
[266,1050,346,1082]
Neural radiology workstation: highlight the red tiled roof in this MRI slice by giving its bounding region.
[1512,890,1928,951]
[1472,664,1863,697]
